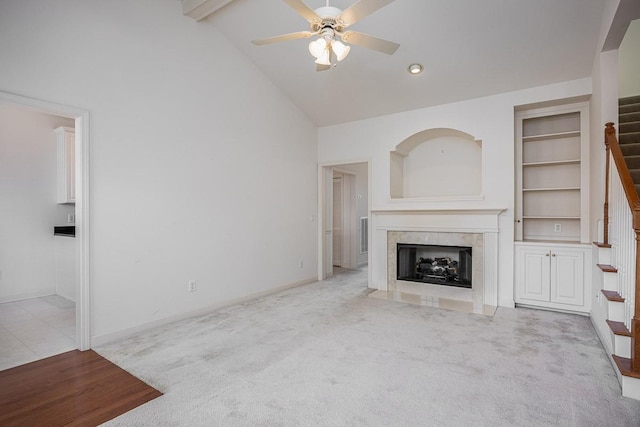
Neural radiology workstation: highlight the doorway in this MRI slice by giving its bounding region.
[319,161,370,281]
[0,91,91,361]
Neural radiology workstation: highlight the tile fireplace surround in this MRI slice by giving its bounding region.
[369,209,505,314]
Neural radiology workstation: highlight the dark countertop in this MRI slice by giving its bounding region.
[54,226,75,237]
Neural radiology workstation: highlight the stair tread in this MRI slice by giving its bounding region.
[597,264,618,273]
[612,355,640,379]
[592,241,612,248]
[601,290,624,302]
[607,320,632,336]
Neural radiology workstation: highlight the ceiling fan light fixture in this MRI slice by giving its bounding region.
[308,38,327,58]
[314,49,331,66]
[331,40,351,61]
[408,63,423,75]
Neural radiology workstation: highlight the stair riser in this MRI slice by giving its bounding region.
[619,103,640,114]
[620,122,640,134]
[620,133,640,144]
[607,300,625,322]
[620,112,640,123]
[611,332,631,358]
[603,273,617,291]
[621,376,640,400]
[624,156,640,169]
[621,143,640,156]
[619,95,640,105]
[596,247,611,264]
[630,170,640,182]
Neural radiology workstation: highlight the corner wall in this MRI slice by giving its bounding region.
[0,0,318,342]
[318,79,592,307]
[619,19,640,98]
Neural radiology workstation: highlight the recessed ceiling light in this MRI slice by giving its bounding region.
[408,63,423,75]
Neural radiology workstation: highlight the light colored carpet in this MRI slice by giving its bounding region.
[96,267,640,426]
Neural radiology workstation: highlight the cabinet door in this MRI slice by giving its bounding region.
[550,250,584,306]
[517,248,551,302]
[54,126,75,204]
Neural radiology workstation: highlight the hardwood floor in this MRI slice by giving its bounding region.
[0,349,162,426]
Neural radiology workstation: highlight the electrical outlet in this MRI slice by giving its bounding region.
[188,280,196,292]
[67,214,74,223]
[554,224,561,233]
[299,260,304,269]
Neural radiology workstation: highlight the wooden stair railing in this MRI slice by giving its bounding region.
[605,122,640,374]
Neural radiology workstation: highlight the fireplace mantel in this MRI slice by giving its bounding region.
[370,208,506,308]
[371,209,505,232]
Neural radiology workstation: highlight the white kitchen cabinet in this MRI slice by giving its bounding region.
[54,235,76,302]
[515,242,590,313]
[54,126,75,204]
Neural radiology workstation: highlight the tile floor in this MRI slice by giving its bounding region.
[0,295,76,371]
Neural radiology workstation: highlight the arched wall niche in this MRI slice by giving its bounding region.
[390,128,483,199]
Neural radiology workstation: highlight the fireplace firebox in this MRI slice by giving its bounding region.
[397,243,472,288]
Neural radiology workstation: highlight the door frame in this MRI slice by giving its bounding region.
[0,90,91,351]
[318,160,371,281]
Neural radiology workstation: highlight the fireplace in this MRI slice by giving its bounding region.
[369,209,504,312]
[397,243,472,288]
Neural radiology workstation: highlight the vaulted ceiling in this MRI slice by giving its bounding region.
[194,0,606,126]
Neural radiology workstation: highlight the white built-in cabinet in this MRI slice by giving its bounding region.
[515,242,590,313]
[514,101,591,313]
[54,126,75,204]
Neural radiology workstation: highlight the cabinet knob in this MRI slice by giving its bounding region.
[546,253,550,257]
[552,253,556,257]
[516,219,521,223]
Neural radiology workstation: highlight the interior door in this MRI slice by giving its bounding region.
[322,166,333,278]
[332,175,343,266]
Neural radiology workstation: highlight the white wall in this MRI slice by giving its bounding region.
[619,19,640,98]
[0,106,75,302]
[0,0,318,342]
[318,78,592,307]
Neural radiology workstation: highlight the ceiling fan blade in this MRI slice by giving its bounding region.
[338,0,396,27]
[252,31,314,46]
[340,31,399,55]
[316,63,331,72]
[283,0,321,24]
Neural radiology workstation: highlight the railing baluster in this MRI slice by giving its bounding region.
[604,123,640,373]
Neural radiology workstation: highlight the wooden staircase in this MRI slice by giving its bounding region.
[594,120,640,400]
[620,96,640,195]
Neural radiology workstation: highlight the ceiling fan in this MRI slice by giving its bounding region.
[251,0,399,71]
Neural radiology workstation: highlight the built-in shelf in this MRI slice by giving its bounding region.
[515,103,589,243]
[522,130,581,142]
[522,159,580,167]
[522,216,580,220]
[522,187,580,192]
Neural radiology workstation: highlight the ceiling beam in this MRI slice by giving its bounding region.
[182,0,235,21]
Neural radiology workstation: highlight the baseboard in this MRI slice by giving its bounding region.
[498,299,516,309]
[590,313,614,355]
[515,303,589,316]
[91,276,318,347]
[0,288,56,304]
